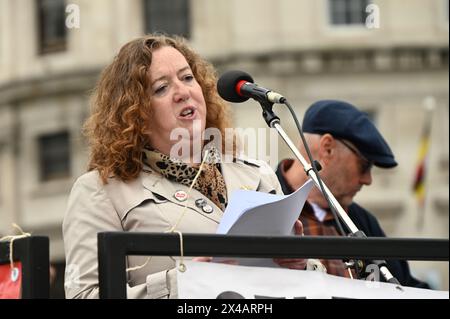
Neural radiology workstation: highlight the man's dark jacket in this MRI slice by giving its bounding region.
[276,162,430,289]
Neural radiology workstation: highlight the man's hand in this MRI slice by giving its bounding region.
[273,220,307,269]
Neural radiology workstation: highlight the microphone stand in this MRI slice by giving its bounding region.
[257,99,400,285]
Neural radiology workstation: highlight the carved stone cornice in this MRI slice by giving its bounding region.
[0,68,102,106]
[213,46,449,76]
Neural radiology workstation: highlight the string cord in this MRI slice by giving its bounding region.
[126,150,211,274]
[0,224,31,269]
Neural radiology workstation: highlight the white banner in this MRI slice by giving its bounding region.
[177,261,449,299]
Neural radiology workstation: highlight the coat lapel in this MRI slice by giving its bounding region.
[140,168,223,223]
[220,160,261,200]
[139,159,263,225]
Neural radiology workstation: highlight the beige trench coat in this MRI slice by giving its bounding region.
[63,157,282,298]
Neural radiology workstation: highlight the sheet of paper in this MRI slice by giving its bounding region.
[217,179,313,235]
[214,180,314,267]
[216,190,284,234]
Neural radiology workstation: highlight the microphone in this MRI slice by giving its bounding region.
[217,70,286,104]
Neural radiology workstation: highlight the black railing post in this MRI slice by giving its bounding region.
[98,232,127,299]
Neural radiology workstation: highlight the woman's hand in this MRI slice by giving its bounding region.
[273,220,307,270]
[192,256,213,262]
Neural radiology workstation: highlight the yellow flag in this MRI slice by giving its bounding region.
[412,97,434,208]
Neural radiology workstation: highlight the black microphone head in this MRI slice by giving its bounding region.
[217,70,254,103]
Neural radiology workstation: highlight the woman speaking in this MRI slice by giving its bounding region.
[63,34,306,299]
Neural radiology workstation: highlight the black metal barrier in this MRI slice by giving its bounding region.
[97,232,449,299]
[0,236,50,299]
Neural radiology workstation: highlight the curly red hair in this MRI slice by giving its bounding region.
[84,34,233,183]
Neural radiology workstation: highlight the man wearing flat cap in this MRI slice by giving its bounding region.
[276,100,430,288]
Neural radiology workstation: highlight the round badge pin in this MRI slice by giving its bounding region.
[195,198,207,208]
[202,204,213,214]
[174,190,188,202]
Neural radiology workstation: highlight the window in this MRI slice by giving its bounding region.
[329,0,370,25]
[143,0,191,38]
[38,131,70,181]
[37,0,67,54]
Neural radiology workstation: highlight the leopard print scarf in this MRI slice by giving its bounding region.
[142,147,228,211]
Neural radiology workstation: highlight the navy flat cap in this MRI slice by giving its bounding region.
[303,100,397,168]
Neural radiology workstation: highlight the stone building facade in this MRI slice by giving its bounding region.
[0,0,448,293]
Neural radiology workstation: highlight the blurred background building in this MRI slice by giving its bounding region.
[0,0,448,297]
